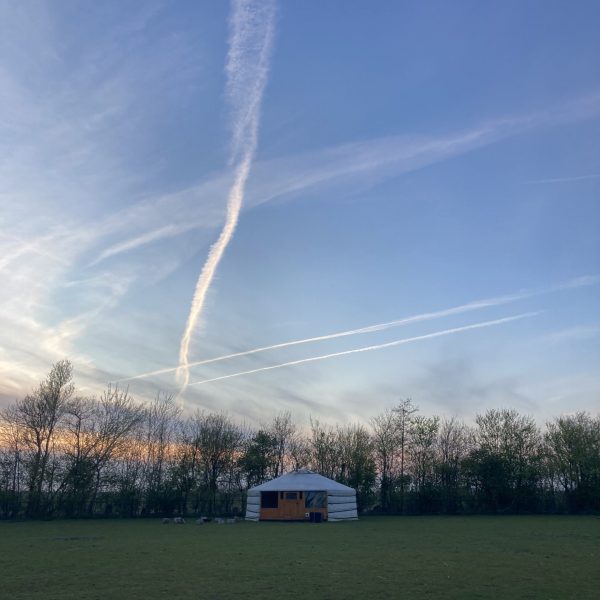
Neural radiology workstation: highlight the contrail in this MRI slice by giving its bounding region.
[119,274,598,383]
[189,313,538,386]
[124,295,513,382]
[176,0,276,394]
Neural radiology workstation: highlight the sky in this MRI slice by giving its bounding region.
[1,0,599,427]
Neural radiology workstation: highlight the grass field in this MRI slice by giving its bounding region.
[1,516,598,599]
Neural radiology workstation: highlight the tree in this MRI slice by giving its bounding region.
[168,418,202,516]
[435,417,468,513]
[545,412,600,512]
[193,412,243,516]
[288,433,311,471]
[142,393,181,515]
[465,409,541,512]
[394,398,418,513]
[371,409,400,512]
[88,386,145,515]
[269,411,296,477]
[308,419,340,479]
[0,414,23,518]
[58,396,97,516]
[409,415,439,512]
[335,424,376,511]
[239,430,279,488]
[8,360,75,517]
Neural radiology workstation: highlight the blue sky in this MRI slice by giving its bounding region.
[1,1,599,425]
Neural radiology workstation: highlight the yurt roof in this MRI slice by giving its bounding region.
[248,469,355,493]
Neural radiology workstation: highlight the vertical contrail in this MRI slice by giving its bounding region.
[177,0,276,394]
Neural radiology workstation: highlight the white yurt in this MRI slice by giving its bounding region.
[245,469,357,522]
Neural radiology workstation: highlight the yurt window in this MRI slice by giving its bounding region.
[261,491,279,508]
[285,492,298,500]
[305,491,326,508]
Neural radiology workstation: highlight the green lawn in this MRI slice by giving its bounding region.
[0,517,598,599]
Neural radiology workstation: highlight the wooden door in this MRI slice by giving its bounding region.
[280,491,305,519]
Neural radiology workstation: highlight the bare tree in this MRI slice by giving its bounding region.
[55,386,146,516]
[58,396,97,515]
[394,398,418,514]
[269,411,296,476]
[308,418,340,479]
[371,408,399,512]
[142,392,181,514]
[8,360,75,517]
[288,431,312,471]
[88,386,145,514]
[0,414,24,518]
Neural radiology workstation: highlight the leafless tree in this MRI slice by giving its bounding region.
[142,392,181,514]
[269,411,296,476]
[394,398,418,513]
[308,418,341,479]
[8,360,74,516]
[371,408,400,512]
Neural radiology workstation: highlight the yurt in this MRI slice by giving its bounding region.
[245,469,357,522]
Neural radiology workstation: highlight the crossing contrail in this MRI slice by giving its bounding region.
[176,0,276,395]
[119,274,598,383]
[189,313,538,386]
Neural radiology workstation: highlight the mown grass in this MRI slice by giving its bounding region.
[0,516,598,599]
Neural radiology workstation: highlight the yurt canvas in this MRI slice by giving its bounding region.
[245,469,357,522]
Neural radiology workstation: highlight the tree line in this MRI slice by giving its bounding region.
[0,361,598,519]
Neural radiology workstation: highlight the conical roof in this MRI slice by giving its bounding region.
[248,469,355,493]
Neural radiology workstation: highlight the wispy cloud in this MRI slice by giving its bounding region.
[0,2,202,397]
[190,313,538,386]
[87,92,600,272]
[89,222,205,266]
[176,0,277,394]
[73,91,600,289]
[242,90,600,209]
